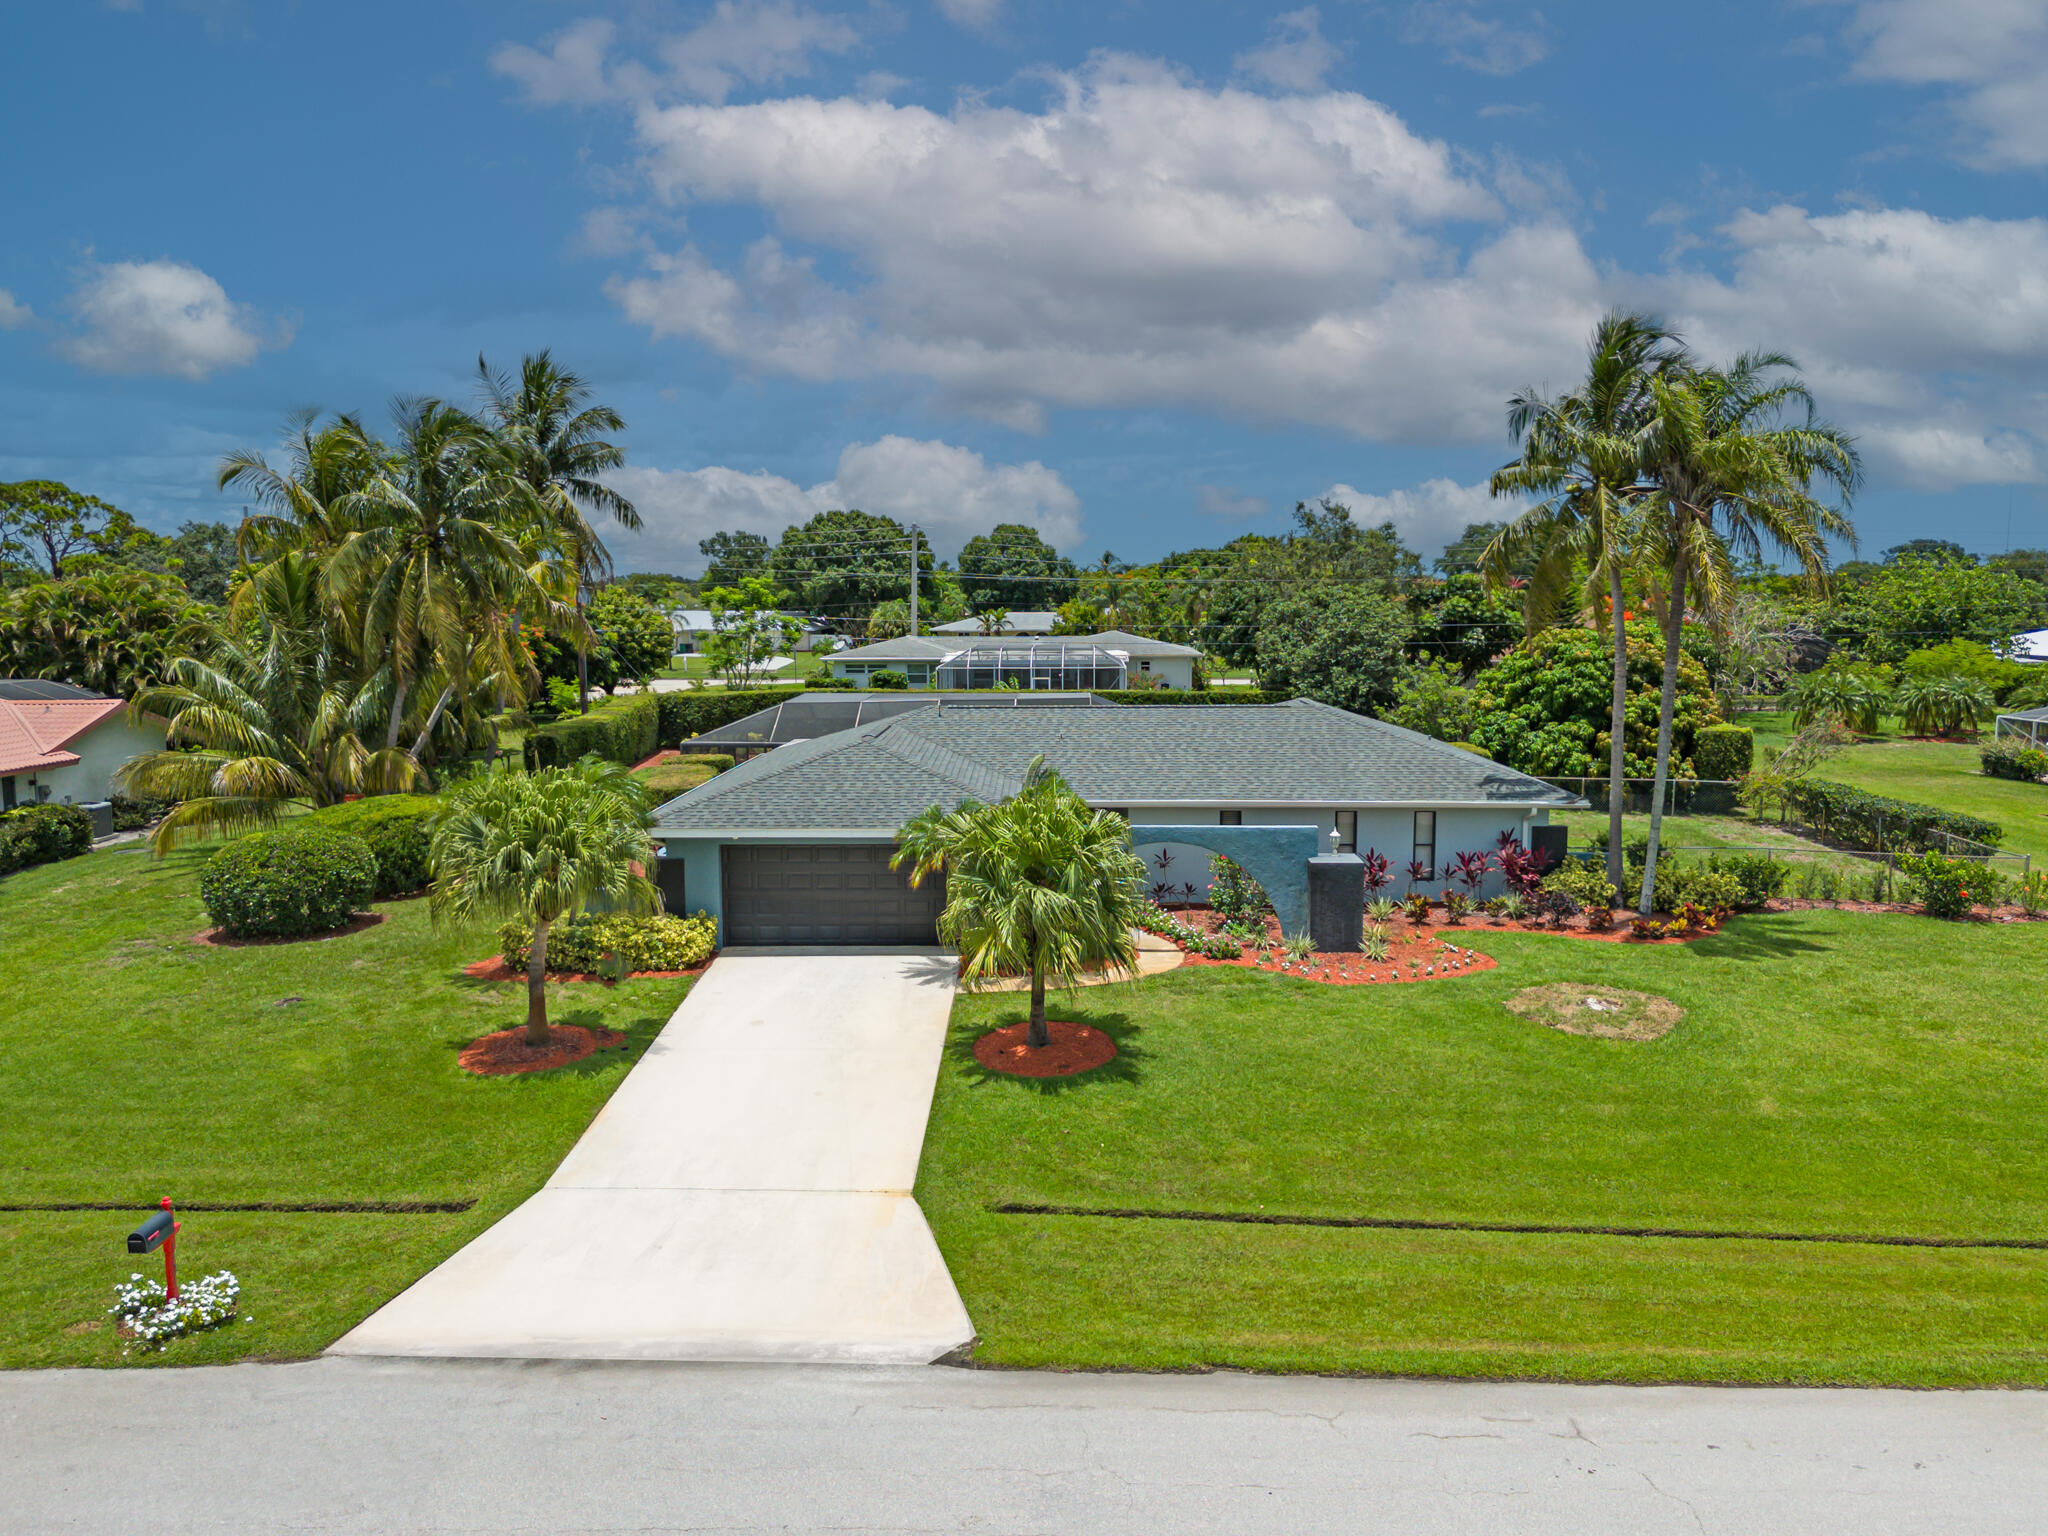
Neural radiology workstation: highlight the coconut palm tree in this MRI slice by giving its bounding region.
[219,409,390,564]
[1633,354,1860,912]
[478,351,640,714]
[893,759,1147,1048]
[1484,312,1679,897]
[115,552,422,850]
[429,758,659,1047]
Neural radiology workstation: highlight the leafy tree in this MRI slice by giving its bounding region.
[1254,586,1413,713]
[1434,520,1532,578]
[1467,623,1718,777]
[865,598,912,641]
[1825,555,2042,661]
[1884,538,1970,564]
[699,530,772,590]
[893,759,1146,1047]
[1987,548,2048,587]
[958,523,1078,613]
[1053,598,1109,635]
[587,584,674,685]
[0,480,132,575]
[704,577,801,685]
[0,566,213,697]
[430,759,658,1047]
[152,521,242,603]
[1387,659,1474,742]
[771,509,929,625]
[116,553,426,850]
[1899,639,2030,701]
[1405,574,1524,679]
[1288,500,1422,588]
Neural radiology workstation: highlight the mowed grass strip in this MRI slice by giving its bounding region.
[0,845,691,1368]
[916,911,2048,1385]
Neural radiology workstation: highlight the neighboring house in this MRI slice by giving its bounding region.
[672,609,840,656]
[2012,628,2048,664]
[825,629,1201,690]
[677,690,1119,761]
[651,699,1582,945]
[930,610,1060,636]
[0,681,165,811]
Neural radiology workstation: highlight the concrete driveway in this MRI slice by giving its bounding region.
[331,949,973,1364]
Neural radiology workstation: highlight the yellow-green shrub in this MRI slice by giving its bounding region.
[497,910,717,973]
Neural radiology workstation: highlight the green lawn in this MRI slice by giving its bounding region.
[0,846,690,1368]
[918,910,2048,1385]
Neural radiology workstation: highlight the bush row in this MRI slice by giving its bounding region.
[497,911,718,974]
[0,803,94,876]
[1981,738,2048,783]
[199,825,377,938]
[523,695,660,771]
[654,688,809,748]
[1783,779,2002,851]
[1692,724,1755,782]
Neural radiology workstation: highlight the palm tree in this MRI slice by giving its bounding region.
[219,409,390,564]
[1633,355,1860,912]
[478,351,640,714]
[115,552,422,850]
[430,758,659,1047]
[1484,312,1678,898]
[894,759,1147,1048]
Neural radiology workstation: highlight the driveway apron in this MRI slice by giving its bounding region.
[330,949,974,1364]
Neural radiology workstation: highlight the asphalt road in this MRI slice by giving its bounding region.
[3,1359,2042,1534]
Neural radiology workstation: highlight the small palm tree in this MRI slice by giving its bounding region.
[894,759,1146,1048]
[1896,672,1991,738]
[430,758,658,1047]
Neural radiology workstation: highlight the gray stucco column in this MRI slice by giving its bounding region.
[1307,854,1364,952]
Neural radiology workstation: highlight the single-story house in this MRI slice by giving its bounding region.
[2011,628,2048,664]
[651,699,1582,945]
[0,680,165,811]
[930,610,1060,636]
[677,690,1118,761]
[826,629,1202,690]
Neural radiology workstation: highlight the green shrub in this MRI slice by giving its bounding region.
[1672,868,1746,913]
[305,794,440,897]
[199,826,377,938]
[1783,780,2002,851]
[1703,851,1790,908]
[110,793,171,832]
[1207,853,1273,919]
[2016,868,2048,917]
[1543,861,1617,909]
[1980,738,2048,782]
[1896,851,2000,919]
[497,910,718,973]
[0,803,95,875]
[1693,724,1754,782]
[523,695,660,770]
[866,669,910,690]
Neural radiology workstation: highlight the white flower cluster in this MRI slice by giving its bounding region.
[108,1270,241,1352]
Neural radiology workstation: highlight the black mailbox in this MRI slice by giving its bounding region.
[128,1209,176,1255]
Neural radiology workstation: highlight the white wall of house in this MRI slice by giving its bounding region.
[1122,654,1196,689]
[7,715,166,807]
[828,660,936,688]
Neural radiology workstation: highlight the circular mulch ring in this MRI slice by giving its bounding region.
[973,1020,1118,1078]
[192,912,385,948]
[1503,983,1685,1041]
[460,955,715,985]
[458,1024,628,1076]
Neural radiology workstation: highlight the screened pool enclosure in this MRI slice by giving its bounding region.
[931,641,1129,691]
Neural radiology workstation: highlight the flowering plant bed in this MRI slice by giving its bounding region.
[109,1270,240,1352]
[1173,911,1496,986]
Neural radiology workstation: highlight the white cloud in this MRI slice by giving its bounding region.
[606,58,1598,440]
[492,4,859,107]
[602,436,1081,571]
[1234,8,1341,93]
[935,0,1003,32]
[1196,485,1269,521]
[1834,0,2048,167]
[0,290,31,329]
[58,259,278,379]
[1318,477,1506,555]
[1402,2,1553,77]
[1654,203,2048,487]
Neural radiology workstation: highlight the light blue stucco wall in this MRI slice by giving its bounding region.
[655,837,730,928]
[1127,824,1320,936]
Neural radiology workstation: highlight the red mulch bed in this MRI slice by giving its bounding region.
[193,913,385,948]
[974,1020,1119,1077]
[458,1024,628,1076]
[460,954,718,985]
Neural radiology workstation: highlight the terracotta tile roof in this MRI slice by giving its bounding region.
[0,695,126,777]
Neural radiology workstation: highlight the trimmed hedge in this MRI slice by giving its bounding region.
[1783,779,2003,852]
[655,688,809,748]
[1092,688,1278,705]
[1981,738,2048,782]
[305,794,440,897]
[1693,724,1754,782]
[199,826,377,938]
[497,911,718,974]
[524,695,660,771]
[0,803,95,876]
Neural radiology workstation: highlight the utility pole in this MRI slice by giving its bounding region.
[908,525,920,636]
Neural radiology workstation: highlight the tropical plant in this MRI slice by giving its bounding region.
[1787,661,1891,735]
[0,565,213,697]
[1361,848,1390,894]
[428,758,659,1047]
[1632,351,1861,912]
[1486,312,1679,898]
[1894,671,1992,738]
[703,577,802,686]
[1366,894,1398,922]
[893,759,1146,1048]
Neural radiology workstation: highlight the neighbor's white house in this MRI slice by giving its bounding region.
[827,629,1202,690]
[0,682,165,811]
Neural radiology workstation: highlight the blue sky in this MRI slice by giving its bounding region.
[3,0,2046,572]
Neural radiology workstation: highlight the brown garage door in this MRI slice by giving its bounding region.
[721,844,945,946]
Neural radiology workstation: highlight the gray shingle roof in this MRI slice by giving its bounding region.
[654,699,1580,832]
[825,635,959,663]
[1080,629,1202,657]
